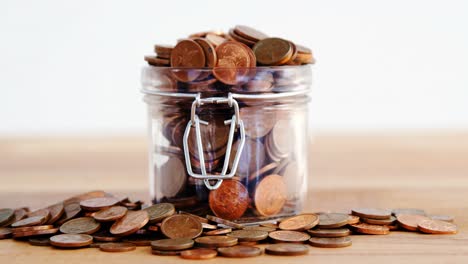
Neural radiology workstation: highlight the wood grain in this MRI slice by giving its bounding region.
[1,133,468,263]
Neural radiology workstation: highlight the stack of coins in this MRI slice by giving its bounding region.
[0,193,459,258]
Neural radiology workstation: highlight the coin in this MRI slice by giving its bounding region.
[206,215,244,229]
[227,230,269,242]
[204,228,232,236]
[265,243,309,256]
[308,237,352,248]
[144,203,175,223]
[151,238,194,251]
[161,214,203,239]
[195,235,238,248]
[254,175,287,217]
[0,209,15,226]
[179,211,209,223]
[193,38,217,68]
[243,225,276,232]
[12,225,54,233]
[110,210,149,236]
[13,228,59,238]
[317,213,350,229]
[361,216,397,225]
[205,33,226,47]
[281,161,303,198]
[157,157,186,198]
[229,28,256,47]
[308,228,351,238]
[180,248,217,260]
[11,216,47,227]
[27,209,51,223]
[43,203,64,225]
[279,214,319,231]
[152,249,183,256]
[99,242,136,253]
[0,227,12,239]
[392,208,426,217]
[154,44,173,59]
[93,206,127,222]
[269,230,310,243]
[170,39,205,82]
[417,219,457,234]
[351,208,392,220]
[350,223,390,235]
[50,234,93,248]
[12,208,28,223]
[213,41,252,85]
[29,237,51,246]
[429,214,454,222]
[202,223,217,230]
[56,203,82,225]
[93,231,120,242]
[144,56,170,66]
[234,25,268,42]
[218,245,262,258]
[240,107,276,139]
[261,223,278,229]
[396,214,431,231]
[60,217,101,234]
[347,215,360,225]
[253,38,293,66]
[269,119,294,158]
[231,138,266,179]
[80,197,119,211]
[209,180,249,220]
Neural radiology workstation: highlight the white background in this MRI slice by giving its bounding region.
[1,0,467,135]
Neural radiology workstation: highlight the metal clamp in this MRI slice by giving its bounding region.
[182,93,245,190]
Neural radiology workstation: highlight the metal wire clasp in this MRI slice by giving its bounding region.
[182,93,245,190]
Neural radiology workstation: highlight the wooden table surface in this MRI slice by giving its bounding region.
[1,132,468,263]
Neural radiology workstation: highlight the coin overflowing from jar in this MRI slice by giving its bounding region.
[143,25,312,221]
[0,191,458,259]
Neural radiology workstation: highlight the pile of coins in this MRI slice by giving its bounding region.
[0,191,458,259]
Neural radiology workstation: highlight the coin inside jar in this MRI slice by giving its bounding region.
[156,157,186,199]
[254,175,287,217]
[240,106,276,139]
[209,180,249,220]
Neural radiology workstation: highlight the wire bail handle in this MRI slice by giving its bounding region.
[182,93,246,190]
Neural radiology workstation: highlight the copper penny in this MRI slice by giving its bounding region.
[392,208,426,216]
[110,210,149,236]
[0,227,12,239]
[229,28,256,47]
[218,245,262,258]
[396,214,431,231]
[99,242,136,253]
[161,214,202,239]
[144,203,175,223]
[308,228,351,238]
[362,216,397,225]
[60,217,101,234]
[351,208,392,220]
[244,79,273,92]
[243,225,276,232]
[240,107,276,139]
[27,209,51,223]
[209,180,249,220]
[269,119,294,158]
[230,138,266,179]
[93,206,127,222]
[44,203,64,225]
[154,44,173,59]
[13,228,59,238]
[205,33,226,47]
[269,230,310,243]
[254,175,287,217]
[253,38,293,66]
[12,225,54,233]
[170,39,205,82]
[28,237,51,246]
[0,209,15,226]
[202,223,217,230]
[56,203,82,225]
[195,235,238,248]
[279,214,318,231]
[265,243,309,256]
[157,157,186,198]
[11,216,47,227]
[180,248,217,260]
[213,41,251,85]
[12,208,28,223]
[261,223,279,229]
[429,214,454,222]
[80,197,119,211]
[179,211,209,224]
[347,215,360,225]
[234,25,268,42]
[50,234,93,248]
[204,228,232,236]
[151,238,194,251]
[309,237,352,248]
[193,38,217,67]
[152,249,183,256]
[350,223,390,235]
[317,213,351,229]
[417,219,457,234]
[227,230,269,242]
[93,231,120,242]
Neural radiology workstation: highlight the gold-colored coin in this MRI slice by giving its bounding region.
[417,219,457,234]
[161,214,202,239]
[265,243,309,256]
[396,214,431,231]
[180,248,217,260]
[217,245,262,258]
[143,203,175,223]
[268,230,310,243]
[317,213,350,229]
[308,228,351,238]
[350,223,390,235]
[279,214,319,231]
[253,38,293,66]
[308,237,352,248]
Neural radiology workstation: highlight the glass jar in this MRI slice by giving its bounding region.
[141,65,312,223]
